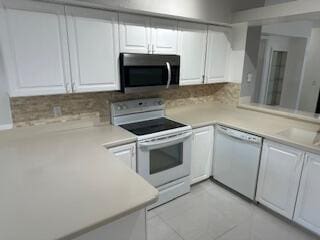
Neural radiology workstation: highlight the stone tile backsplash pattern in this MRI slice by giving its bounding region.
[11,83,240,127]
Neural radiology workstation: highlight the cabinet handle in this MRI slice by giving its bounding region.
[71,82,75,92]
[65,82,70,93]
[148,44,151,54]
[202,75,205,83]
[152,44,155,54]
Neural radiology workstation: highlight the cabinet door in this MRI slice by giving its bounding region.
[3,1,71,96]
[66,7,120,93]
[205,26,231,84]
[108,143,136,171]
[178,22,207,86]
[191,126,214,184]
[256,141,304,219]
[119,14,150,54]
[294,153,320,235]
[150,18,178,54]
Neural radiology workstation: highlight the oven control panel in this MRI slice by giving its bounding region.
[112,98,164,115]
[111,98,165,125]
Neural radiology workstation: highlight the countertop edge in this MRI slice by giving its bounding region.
[180,120,320,156]
[59,192,159,240]
[103,137,137,149]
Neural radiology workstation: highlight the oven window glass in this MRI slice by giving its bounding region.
[150,143,183,174]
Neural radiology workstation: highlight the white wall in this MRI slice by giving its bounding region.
[229,23,248,83]
[265,0,296,6]
[240,26,262,99]
[299,27,320,112]
[232,0,266,11]
[247,34,307,108]
[0,2,13,130]
[43,0,265,25]
[262,21,313,38]
[280,37,307,108]
[233,0,320,25]
[47,0,230,24]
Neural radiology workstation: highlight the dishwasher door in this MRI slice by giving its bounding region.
[213,125,262,200]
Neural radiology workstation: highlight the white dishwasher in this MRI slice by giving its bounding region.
[213,125,262,200]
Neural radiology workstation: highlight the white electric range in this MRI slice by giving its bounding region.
[111,98,192,209]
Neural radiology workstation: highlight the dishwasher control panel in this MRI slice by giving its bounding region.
[217,125,262,144]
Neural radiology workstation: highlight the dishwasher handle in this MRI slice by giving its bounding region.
[216,125,261,145]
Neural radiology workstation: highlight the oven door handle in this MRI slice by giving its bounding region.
[166,62,172,89]
[139,132,192,150]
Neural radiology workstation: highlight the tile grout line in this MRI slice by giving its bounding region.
[213,224,239,240]
[157,212,187,240]
[149,181,215,240]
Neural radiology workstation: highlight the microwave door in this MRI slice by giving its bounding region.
[120,53,180,93]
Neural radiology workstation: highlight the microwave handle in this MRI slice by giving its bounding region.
[138,132,192,150]
[166,62,172,88]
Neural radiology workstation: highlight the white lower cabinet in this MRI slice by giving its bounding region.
[191,126,214,184]
[73,209,146,240]
[108,143,136,171]
[294,153,320,235]
[256,140,304,219]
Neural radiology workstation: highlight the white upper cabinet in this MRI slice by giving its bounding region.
[2,2,240,97]
[256,141,304,219]
[3,1,71,96]
[191,126,214,184]
[66,6,120,92]
[178,22,208,86]
[294,153,320,235]
[119,14,178,55]
[205,26,231,84]
[119,14,151,54]
[150,18,178,54]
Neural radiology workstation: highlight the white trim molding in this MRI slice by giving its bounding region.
[0,123,13,131]
[233,0,320,26]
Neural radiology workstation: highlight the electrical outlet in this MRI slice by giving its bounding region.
[53,106,62,118]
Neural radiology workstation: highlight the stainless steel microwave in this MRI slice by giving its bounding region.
[119,53,180,93]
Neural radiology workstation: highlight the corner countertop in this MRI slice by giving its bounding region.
[166,102,320,155]
[0,121,158,240]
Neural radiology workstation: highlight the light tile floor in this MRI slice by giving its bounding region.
[147,179,318,240]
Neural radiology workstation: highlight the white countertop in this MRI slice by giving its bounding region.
[166,102,320,154]
[0,121,158,240]
[2,102,320,240]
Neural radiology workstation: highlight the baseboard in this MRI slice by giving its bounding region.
[0,123,13,131]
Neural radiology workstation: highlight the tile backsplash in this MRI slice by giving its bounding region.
[10,83,240,127]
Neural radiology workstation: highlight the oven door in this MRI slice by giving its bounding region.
[120,53,180,93]
[137,131,192,187]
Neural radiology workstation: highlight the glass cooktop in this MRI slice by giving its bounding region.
[120,117,186,136]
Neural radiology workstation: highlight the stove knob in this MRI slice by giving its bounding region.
[117,105,123,110]
[158,100,163,105]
